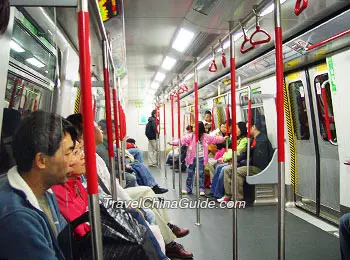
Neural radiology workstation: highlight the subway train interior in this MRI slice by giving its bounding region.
[0,0,350,259]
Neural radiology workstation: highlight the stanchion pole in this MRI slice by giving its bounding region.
[116,78,123,186]
[112,73,120,199]
[274,0,286,259]
[177,91,182,198]
[171,94,175,189]
[163,93,167,178]
[77,0,103,258]
[246,86,252,177]
[194,65,201,226]
[156,104,161,168]
[102,40,117,200]
[229,21,238,260]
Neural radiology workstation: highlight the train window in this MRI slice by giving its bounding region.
[288,81,310,140]
[314,74,337,143]
[10,20,56,82]
[243,106,267,134]
[5,74,45,114]
[239,89,262,106]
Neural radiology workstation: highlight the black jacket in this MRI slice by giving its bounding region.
[145,116,157,140]
[237,132,273,170]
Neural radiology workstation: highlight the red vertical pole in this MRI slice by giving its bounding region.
[225,104,229,136]
[274,0,285,259]
[177,93,181,140]
[247,96,252,138]
[211,107,216,131]
[9,79,20,109]
[194,85,199,142]
[163,102,166,136]
[321,87,332,141]
[156,105,160,134]
[171,95,175,139]
[103,43,114,158]
[118,101,123,140]
[77,0,103,258]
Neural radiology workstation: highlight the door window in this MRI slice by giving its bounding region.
[288,81,310,140]
[314,74,337,143]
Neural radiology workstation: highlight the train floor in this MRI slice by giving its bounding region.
[148,165,340,260]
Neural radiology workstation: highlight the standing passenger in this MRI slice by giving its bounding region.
[170,121,227,196]
[0,111,76,259]
[146,109,158,167]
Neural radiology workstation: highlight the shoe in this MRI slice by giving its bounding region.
[204,192,214,198]
[168,224,190,238]
[149,164,157,167]
[165,242,193,259]
[217,196,230,203]
[200,191,205,196]
[152,185,168,194]
[181,188,192,195]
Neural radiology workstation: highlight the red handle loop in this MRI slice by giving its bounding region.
[240,35,255,54]
[294,0,308,16]
[222,52,227,68]
[250,26,271,46]
[209,59,218,72]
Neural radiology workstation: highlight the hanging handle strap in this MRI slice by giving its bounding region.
[209,47,218,72]
[250,9,271,46]
[219,40,227,68]
[240,23,255,54]
[294,0,308,16]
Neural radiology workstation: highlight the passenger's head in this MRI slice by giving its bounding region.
[68,139,85,177]
[12,111,77,185]
[198,121,206,139]
[0,0,10,35]
[236,121,247,138]
[203,110,212,123]
[186,125,193,134]
[220,123,227,134]
[248,118,263,137]
[67,113,104,145]
[151,110,156,117]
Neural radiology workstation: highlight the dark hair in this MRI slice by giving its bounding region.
[251,117,263,131]
[186,125,193,132]
[151,110,156,117]
[67,113,83,137]
[126,138,136,144]
[224,119,232,127]
[198,121,206,140]
[204,110,211,116]
[98,119,107,131]
[237,121,247,138]
[12,111,77,172]
[0,0,10,35]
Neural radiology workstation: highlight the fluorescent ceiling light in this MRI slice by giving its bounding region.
[184,73,194,81]
[10,40,25,53]
[161,56,177,71]
[197,57,212,70]
[172,28,195,52]
[25,57,45,68]
[155,72,166,82]
[151,82,160,89]
[261,0,287,16]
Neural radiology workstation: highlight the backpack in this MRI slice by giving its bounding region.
[57,204,157,260]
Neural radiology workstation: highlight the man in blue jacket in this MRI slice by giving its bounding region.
[0,111,77,259]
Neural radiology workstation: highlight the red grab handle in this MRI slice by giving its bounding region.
[294,0,308,16]
[222,53,227,68]
[240,36,255,54]
[209,59,218,72]
[250,26,271,45]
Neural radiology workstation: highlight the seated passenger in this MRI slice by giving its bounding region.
[207,122,248,199]
[0,111,76,259]
[170,121,227,196]
[126,137,144,163]
[202,110,212,134]
[53,129,168,260]
[339,213,350,260]
[221,119,273,201]
[0,108,21,175]
[68,113,193,259]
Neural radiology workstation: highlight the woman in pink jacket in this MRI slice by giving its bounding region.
[170,121,227,195]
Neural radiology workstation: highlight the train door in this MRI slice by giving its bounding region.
[285,71,317,214]
[307,63,340,221]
